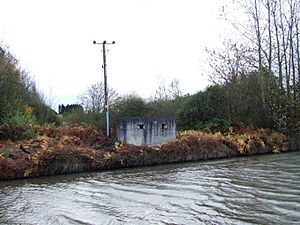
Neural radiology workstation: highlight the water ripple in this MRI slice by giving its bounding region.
[0,151,299,224]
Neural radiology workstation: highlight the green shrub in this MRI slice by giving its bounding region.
[0,123,37,141]
[0,148,16,159]
[20,128,37,140]
[4,110,36,127]
[195,118,229,133]
[64,107,85,124]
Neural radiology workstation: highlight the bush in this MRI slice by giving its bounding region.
[64,107,85,124]
[5,109,36,126]
[0,123,37,141]
[195,118,229,133]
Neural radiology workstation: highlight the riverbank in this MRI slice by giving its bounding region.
[0,125,295,180]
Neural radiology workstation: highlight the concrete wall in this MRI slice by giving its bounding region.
[117,117,176,146]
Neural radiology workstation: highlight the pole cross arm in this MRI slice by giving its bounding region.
[93,40,116,45]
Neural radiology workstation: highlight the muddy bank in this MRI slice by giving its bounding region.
[0,126,294,180]
[39,143,271,178]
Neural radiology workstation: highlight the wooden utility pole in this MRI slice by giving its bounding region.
[93,40,115,137]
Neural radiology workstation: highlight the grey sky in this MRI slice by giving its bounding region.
[0,0,232,109]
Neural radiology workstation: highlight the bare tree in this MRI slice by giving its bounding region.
[206,40,257,85]
[154,78,182,101]
[226,0,300,98]
[218,0,300,130]
[272,0,284,91]
[297,19,300,97]
[78,82,118,114]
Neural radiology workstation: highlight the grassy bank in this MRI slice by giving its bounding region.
[0,125,291,180]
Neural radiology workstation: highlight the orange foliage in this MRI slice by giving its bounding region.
[0,124,290,180]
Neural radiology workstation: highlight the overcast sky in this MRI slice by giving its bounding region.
[0,0,233,110]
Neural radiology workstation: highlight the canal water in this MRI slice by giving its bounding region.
[0,151,299,225]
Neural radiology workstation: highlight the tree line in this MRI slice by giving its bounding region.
[61,79,187,129]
